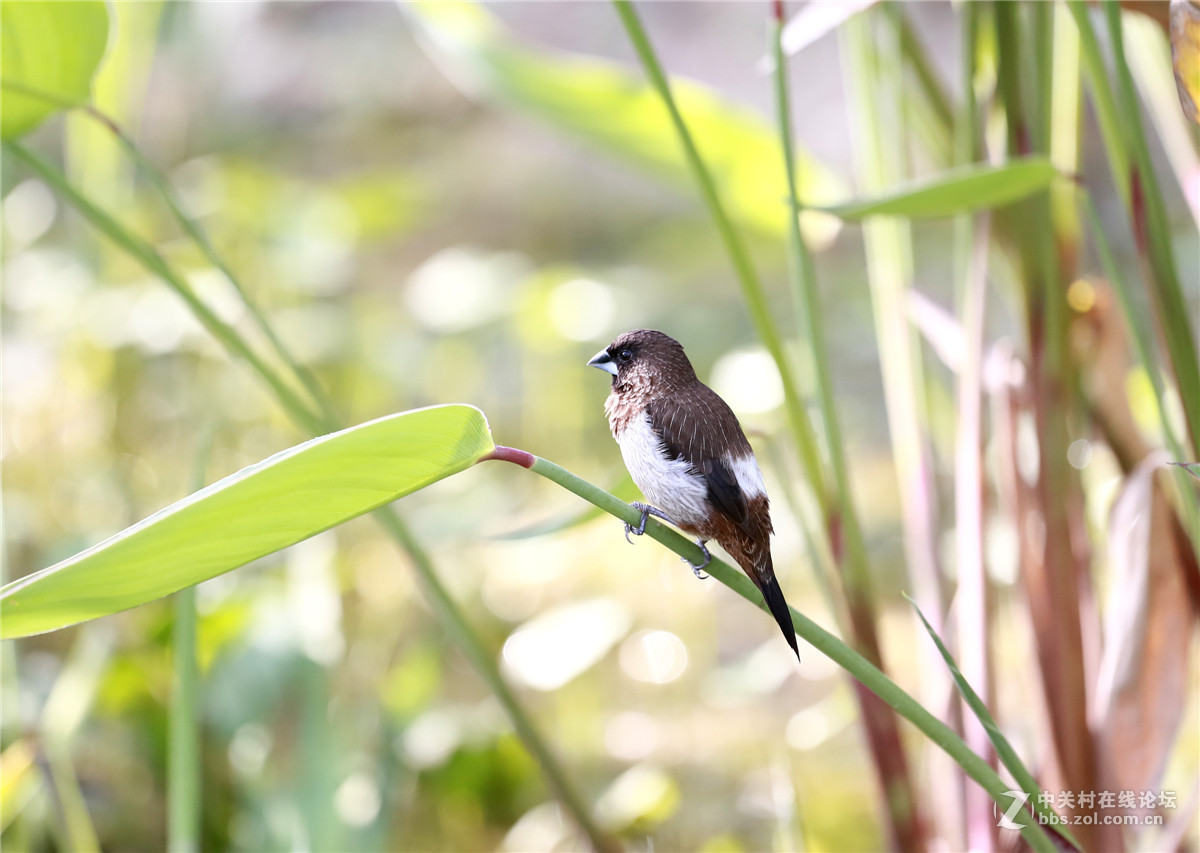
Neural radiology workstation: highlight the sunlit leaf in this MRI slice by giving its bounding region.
[0,0,109,139]
[819,158,1059,220]
[907,596,1082,850]
[403,0,844,244]
[0,405,495,638]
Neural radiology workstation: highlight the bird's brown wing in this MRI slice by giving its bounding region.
[646,387,753,528]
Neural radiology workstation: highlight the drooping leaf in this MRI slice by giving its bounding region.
[0,405,495,638]
[0,0,109,139]
[819,158,1059,220]
[402,0,844,243]
[907,596,1081,850]
[1095,453,1196,797]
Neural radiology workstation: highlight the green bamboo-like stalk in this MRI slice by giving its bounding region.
[1100,0,1200,453]
[885,4,953,166]
[994,7,1099,848]
[0,79,336,426]
[1066,0,1200,455]
[833,13,935,850]
[610,0,829,512]
[1080,191,1200,560]
[2,140,614,853]
[168,431,212,853]
[769,5,926,846]
[766,12,872,586]
[2,142,327,437]
[518,451,1061,853]
[372,505,615,852]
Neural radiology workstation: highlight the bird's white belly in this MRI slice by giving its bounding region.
[616,413,710,528]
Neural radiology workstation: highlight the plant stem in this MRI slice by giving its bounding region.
[515,451,1062,853]
[1067,0,1200,454]
[1080,191,1200,564]
[611,0,829,511]
[0,79,337,426]
[169,429,212,853]
[4,140,612,852]
[374,506,616,853]
[2,141,327,437]
[778,6,925,850]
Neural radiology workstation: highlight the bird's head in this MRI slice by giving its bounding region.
[587,329,697,394]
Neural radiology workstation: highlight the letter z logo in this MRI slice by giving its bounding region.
[996,791,1028,829]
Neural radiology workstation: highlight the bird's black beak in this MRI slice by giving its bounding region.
[587,349,618,377]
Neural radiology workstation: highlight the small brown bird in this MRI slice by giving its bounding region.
[588,329,799,659]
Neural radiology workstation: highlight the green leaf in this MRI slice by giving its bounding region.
[1,405,495,638]
[906,596,1082,850]
[818,157,1059,220]
[0,0,110,139]
[404,1,844,242]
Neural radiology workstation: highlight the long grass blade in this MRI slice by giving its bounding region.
[907,596,1082,851]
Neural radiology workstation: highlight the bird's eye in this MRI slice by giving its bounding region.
[617,349,633,363]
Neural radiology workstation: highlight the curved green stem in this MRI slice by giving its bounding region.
[504,450,1061,853]
[4,140,612,852]
[0,79,337,426]
[2,141,327,437]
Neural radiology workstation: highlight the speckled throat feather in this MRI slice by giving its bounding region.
[603,378,655,438]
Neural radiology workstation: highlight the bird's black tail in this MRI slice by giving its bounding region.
[758,572,800,661]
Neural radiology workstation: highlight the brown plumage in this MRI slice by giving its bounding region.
[588,329,799,659]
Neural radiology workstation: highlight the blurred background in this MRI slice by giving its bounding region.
[2,2,1198,851]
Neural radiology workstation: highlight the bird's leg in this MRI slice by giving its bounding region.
[624,502,678,543]
[683,538,711,579]
[623,505,710,579]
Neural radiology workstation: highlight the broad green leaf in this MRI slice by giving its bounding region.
[0,405,495,638]
[907,596,1082,850]
[819,158,1059,220]
[403,1,844,244]
[0,0,109,139]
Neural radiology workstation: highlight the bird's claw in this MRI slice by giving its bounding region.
[624,502,677,544]
[623,502,651,543]
[684,538,711,579]
[622,504,709,579]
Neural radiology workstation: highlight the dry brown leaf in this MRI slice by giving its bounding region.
[1094,452,1196,807]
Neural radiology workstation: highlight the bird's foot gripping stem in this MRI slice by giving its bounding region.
[623,503,712,580]
[624,502,676,543]
[686,539,711,579]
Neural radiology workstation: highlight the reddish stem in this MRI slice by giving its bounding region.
[481,445,535,469]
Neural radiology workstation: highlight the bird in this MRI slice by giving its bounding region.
[588,329,799,659]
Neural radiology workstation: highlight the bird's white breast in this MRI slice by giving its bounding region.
[616,412,710,528]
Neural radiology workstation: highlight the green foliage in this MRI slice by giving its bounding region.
[3,2,1197,852]
[907,596,1080,849]
[0,0,108,138]
[0,406,494,638]
[404,1,844,241]
[818,157,1060,220]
